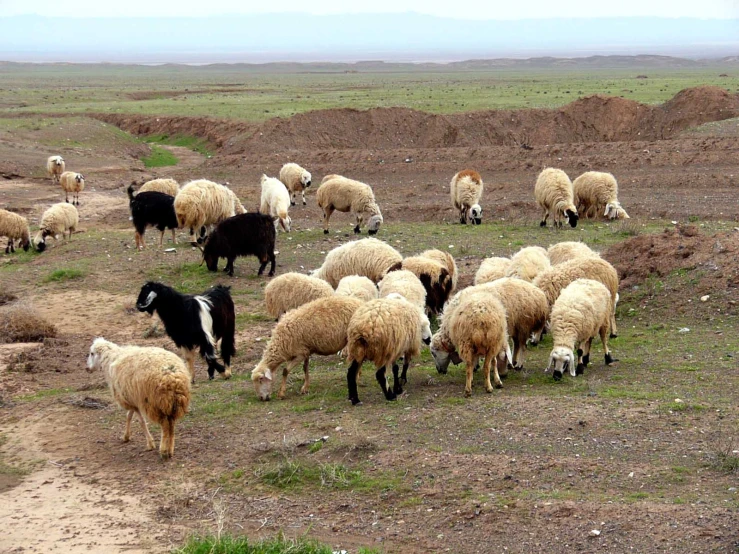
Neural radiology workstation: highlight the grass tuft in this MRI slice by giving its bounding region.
[176,533,381,554]
[142,145,178,168]
[706,438,739,474]
[43,268,84,283]
[0,301,57,344]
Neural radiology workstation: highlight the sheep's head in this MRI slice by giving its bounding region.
[251,364,273,401]
[605,202,629,220]
[430,331,461,374]
[547,346,576,380]
[367,214,383,235]
[564,208,579,228]
[19,237,30,252]
[301,171,312,188]
[420,314,432,345]
[135,282,162,314]
[469,204,483,225]
[55,158,63,166]
[87,337,111,373]
[279,215,292,233]
[76,174,84,183]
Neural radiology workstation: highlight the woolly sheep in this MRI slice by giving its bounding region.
[419,249,458,292]
[260,174,292,232]
[378,269,426,310]
[174,179,245,242]
[264,273,334,320]
[46,155,65,183]
[87,338,191,460]
[474,257,510,285]
[0,209,31,253]
[399,255,452,314]
[335,275,379,302]
[547,278,617,380]
[251,296,364,401]
[312,238,402,288]
[139,178,180,197]
[573,171,630,220]
[450,170,483,225]
[34,203,78,252]
[547,241,600,266]
[346,295,432,405]
[59,171,85,206]
[279,162,312,207]
[505,246,551,282]
[316,175,383,235]
[534,168,579,228]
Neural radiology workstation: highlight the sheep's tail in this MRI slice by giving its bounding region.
[156,373,191,421]
[126,184,136,203]
[347,336,368,364]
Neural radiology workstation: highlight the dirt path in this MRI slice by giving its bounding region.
[160,145,206,170]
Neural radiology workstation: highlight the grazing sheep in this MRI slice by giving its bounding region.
[399,255,452,314]
[136,282,235,382]
[174,179,245,243]
[0,209,31,253]
[264,273,334,320]
[316,175,383,235]
[138,178,180,197]
[311,238,402,288]
[548,278,616,380]
[59,171,85,206]
[534,168,578,228]
[335,275,379,302]
[378,269,426,310]
[279,162,312,207]
[126,185,178,249]
[547,241,600,266]
[34,203,78,252]
[251,296,364,401]
[46,155,65,183]
[474,257,510,285]
[87,338,190,460]
[198,213,276,277]
[450,170,484,225]
[573,171,630,220]
[260,174,292,232]
[505,246,551,282]
[345,295,432,405]
[420,249,458,292]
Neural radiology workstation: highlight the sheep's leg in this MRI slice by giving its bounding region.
[391,362,403,396]
[347,360,362,405]
[582,337,593,367]
[299,358,310,395]
[540,208,549,227]
[482,354,495,393]
[460,208,467,225]
[610,312,618,338]
[278,359,302,399]
[171,228,176,245]
[600,326,618,366]
[182,348,196,384]
[513,336,525,369]
[496,351,508,378]
[492,354,504,389]
[464,359,475,397]
[160,419,174,460]
[159,229,165,247]
[353,214,362,234]
[123,409,134,442]
[301,190,306,206]
[226,257,235,277]
[323,206,335,234]
[268,251,276,277]
[400,356,410,386]
[290,191,297,207]
[376,366,396,401]
[137,411,156,451]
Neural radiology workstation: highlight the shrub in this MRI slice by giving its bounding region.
[0,301,57,343]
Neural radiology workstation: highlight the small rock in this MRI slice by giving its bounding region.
[628,472,634,478]
[671,221,678,225]
[700,295,710,302]
[678,328,690,333]
[674,398,683,403]
[164,248,176,253]
[589,529,601,537]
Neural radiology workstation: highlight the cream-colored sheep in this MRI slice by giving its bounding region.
[264,273,334,320]
[0,209,31,253]
[378,269,426,310]
[400,255,453,314]
[474,256,510,285]
[573,171,630,220]
[312,238,402,288]
[420,249,458,291]
[548,278,616,380]
[59,171,85,206]
[346,295,432,405]
[46,155,65,183]
[260,174,292,232]
[335,275,378,302]
[316,175,383,235]
[87,338,191,460]
[139,178,180,197]
[450,169,483,225]
[534,168,579,228]
[547,241,600,266]
[279,162,312,207]
[505,246,551,282]
[251,296,364,401]
[174,179,243,241]
[34,203,79,252]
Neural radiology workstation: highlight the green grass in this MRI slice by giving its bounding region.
[176,534,381,554]
[142,145,178,167]
[43,268,85,283]
[256,460,364,491]
[146,133,214,157]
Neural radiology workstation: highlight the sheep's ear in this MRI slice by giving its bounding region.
[505,343,513,366]
[546,354,554,372]
[263,368,273,381]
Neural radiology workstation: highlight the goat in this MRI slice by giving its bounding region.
[127,185,179,249]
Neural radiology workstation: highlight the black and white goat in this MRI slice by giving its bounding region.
[136,282,236,382]
[127,185,179,250]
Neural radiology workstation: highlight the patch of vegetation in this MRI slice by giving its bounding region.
[176,533,382,554]
[142,145,178,168]
[256,459,362,490]
[0,301,57,343]
[43,268,85,282]
[706,438,739,474]
[146,133,214,157]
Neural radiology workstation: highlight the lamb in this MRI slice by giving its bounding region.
[260,174,292,232]
[0,209,31,254]
[573,171,630,220]
[547,241,600,266]
[34,203,78,252]
[174,179,245,243]
[419,249,458,292]
[251,296,364,401]
[58,171,85,206]
[345,295,432,405]
[46,155,65,183]
[264,273,334,320]
[474,257,510,285]
[198,212,276,277]
[505,246,551,282]
[378,269,426,310]
[335,275,379,302]
[87,338,190,460]
[136,282,235,382]
[399,255,452,314]
[450,170,484,225]
[279,162,312,207]
[311,238,402,288]
[127,185,178,249]
[534,168,579,228]
[547,278,617,380]
[316,175,383,235]
[138,178,180,197]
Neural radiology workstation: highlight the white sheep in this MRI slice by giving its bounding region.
[474,256,510,285]
[279,162,312,207]
[139,178,180,197]
[0,209,31,253]
[264,273,334,320]
[547,241,600,266]
[311,238,402,288]
[573,171,630,220]
[174,179,244,241]
[59,171,85,206]
[400,255,453,314]
[505,246,551,282]
[378,269,426,310]
[335,275,379,302]
[87,338,191,460]
[450,170,483,225]
[46,155,65,183]
[534,168,579,228]
[34,203,79,252]
[316,175,383,235]
[419,249,458,292]
[260,174,292,232]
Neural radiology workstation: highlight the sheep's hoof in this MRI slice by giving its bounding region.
[610,333,618,339]
[290,201,296,206]
[575,363,586,376]
[605,353,618,366]
[159,451,171,461]
[353,226,361,234]
[486,386,494,393]
[122,435,130,443]
[494,381,503,389]
[350,398,362,406]
[582,353,590,366]
[539,221,546,227]
[323,229,329,235]
[513,364,524,371]
[146,441,156,451]
[464,390,472,398]
[302,201,307,206]
[300,387,308,395]
[268,271,275,277]
[553,371,563,381]
[221,368,232,380]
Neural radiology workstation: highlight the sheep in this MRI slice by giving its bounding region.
[345,295,432,405]
[46,155,65,183]
[547,241,600,266]
[547,278,617,380]
[311,238,402,288]
[0,209,31,254]
[450,169,484,225]
[260,174,292,232]
[264,273,334,320]
[87,338,190,460]
[251,296,364,401]
[197,213,276,277]
[505,246,551,282]
[174,179,245,243]
[316,175,383,235]
[378,269,426,310]
[34,203,78,252]
[573,171,630,220]
[138,178,180,197]
[279,162,312,207]
[126,185,178,250]
[399,255,452,314]
[419,249,458,292]
[136,282,235,382]
[335,275,379,302]
[474,257,510,285]
[534,168,579,228]
[58,171,85,206]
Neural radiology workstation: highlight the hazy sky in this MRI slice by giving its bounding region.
[2,0,738,18]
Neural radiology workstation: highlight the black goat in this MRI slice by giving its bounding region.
[127,185,179,249]
[136,282,236,382]
[197,213,276,277]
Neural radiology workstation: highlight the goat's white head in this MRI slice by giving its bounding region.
[547,346,576,380]
[252,364,273,401]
